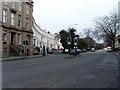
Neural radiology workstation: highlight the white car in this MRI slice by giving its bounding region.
[106,46,112,52]
[91,48,95,52]
[65,49,69,53]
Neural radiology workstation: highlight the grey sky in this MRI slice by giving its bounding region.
[33,0,119,34]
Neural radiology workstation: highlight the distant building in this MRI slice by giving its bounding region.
[1,0,34,57]
[115,1,120,50]
[32,18,63,54]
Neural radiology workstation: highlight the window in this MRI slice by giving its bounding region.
[26,3,29,14]
[3,9,7,23]
[17,34,21,45]
[2,30,7,44]
[11,13,15,25]
[18,15,21,26]
[18,0,22,12]
[26,35,30,45]
[26,17,29,29]
[3,0,7,5]
[11,0,15,9]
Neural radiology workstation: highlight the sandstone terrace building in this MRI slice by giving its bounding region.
[0,0,34,57]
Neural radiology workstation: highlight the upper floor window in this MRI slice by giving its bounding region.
[3,0,7,5]
[11,0,15,9]
[26,17,29,29]
[18,0,22,12]
[11,12,15,25]
[26,3,29,14]
[18,15,21,26]
[3,9,7,23]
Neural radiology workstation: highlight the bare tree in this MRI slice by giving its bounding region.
[83,28,93,38]
[94,11,120,49]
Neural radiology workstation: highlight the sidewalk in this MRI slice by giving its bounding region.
[2,54,43,62]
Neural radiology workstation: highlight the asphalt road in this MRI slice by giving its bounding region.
[2,50,118,88]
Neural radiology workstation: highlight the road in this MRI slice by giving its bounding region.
[2,50,118,88]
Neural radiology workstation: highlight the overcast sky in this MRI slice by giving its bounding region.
[33,0,119,34]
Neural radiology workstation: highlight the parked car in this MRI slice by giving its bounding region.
[64,49,69,53]
[48,49,53,54]
[106,46,112,52]
[76,49,82,53]
[91,48,95,52]
[82,49,87,52]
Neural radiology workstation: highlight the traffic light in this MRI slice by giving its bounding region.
[74,38,77,45]
[67,37,71,45]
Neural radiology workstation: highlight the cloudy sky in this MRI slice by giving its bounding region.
[33,0,119,34]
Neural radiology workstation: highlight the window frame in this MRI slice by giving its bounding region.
[2,9,7,23]
[26,17,29,29]
[18,15,21,26]
[2,30,7,44]
[11,12,15,26]
[26,3,29,15]
[11,0,15,9]
[18,0,22,12]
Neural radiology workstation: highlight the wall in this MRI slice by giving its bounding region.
[0,2,2,58]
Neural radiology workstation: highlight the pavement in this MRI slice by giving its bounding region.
[1,54,43,62]
[2,50,63,62]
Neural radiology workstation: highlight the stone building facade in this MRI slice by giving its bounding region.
[32,18,63,54]
[1,0,34,57]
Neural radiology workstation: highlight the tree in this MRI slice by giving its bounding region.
[59,28,78,52]
[81,28,95,49]
[68,27,77,49]
[84,37,95,49]
[59,30,69,52]
[77,38,88,49]
[83,28,93,38]
[94,11,120,49]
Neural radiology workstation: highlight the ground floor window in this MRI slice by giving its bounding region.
[2,30,7,44]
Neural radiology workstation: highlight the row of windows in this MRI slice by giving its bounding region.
[3,9,29,29]
[3,0,30,14]
[2,31,21,45]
